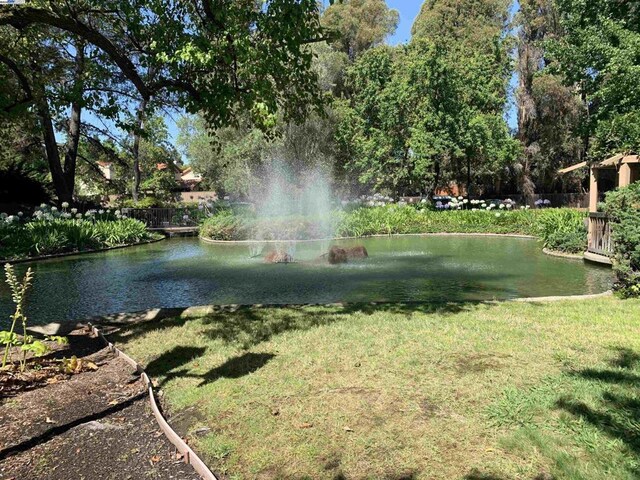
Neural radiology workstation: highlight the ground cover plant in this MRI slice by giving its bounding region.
[200,203,588,253]
[113,297,640,480]
[0,204,160,261]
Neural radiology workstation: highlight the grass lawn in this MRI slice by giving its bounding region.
[111,297,640,480]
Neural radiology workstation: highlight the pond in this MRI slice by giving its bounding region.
[0,236,612,325]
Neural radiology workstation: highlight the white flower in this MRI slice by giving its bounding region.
[463,199,469,204]
[17,211,23,217]
[499,204,505,209]
[495,213,501,217]
[75,213,83,219]
[458,196,463,200]
[51,206,58,212]
[98,209,105,214]
[0,212,7,219]
[421,198,427,204]
[40,203,48,208]
[506,203,512,209]
[61,212,71,219]
[71,208,78,214]
[61,202,69,209]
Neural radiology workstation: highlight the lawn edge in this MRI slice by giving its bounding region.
[88,323,217,480]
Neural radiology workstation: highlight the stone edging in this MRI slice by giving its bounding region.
[509,290,613,302]
[1,237,165,265]
[199,232,537,244]
[88,324,217,480]
[542,247,584,260]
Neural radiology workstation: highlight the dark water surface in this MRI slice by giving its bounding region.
[0,236,612,325]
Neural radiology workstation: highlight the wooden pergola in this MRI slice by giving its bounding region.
[559,154,639,264]
[559,154,640,212]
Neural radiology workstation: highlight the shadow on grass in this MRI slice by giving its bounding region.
[108,300,482,352]
[143,345,275,388]
[558,346,640,460]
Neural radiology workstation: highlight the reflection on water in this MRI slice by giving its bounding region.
[0,236,612,325]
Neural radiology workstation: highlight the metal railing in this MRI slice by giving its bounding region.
[122,207,203,229]
[588,212,613,256]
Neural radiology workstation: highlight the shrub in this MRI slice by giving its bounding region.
[93,218,150,246]
[535,209,587,253]
[200,211,249,241]
[604,183,640,297]
[198,204,589,247]
[0,206,157,260]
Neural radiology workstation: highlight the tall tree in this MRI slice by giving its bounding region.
[515,0,584,197]
[412,0,510,52]
[321,0,399,60]
[338,39,518,197]
[547,0,640,159]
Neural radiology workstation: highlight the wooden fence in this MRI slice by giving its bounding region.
[587,212,613,257]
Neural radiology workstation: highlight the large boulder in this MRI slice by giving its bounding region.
[345,245,368,258]
[264,250,293,263]
[328,246,348,264]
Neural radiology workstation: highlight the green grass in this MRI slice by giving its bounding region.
[111,297,640,480]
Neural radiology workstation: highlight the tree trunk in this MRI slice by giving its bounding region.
[131,98,148,202]
[37,100,72,205]
[63,41,85,200]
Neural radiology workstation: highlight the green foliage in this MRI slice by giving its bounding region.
[199,205,587,249]
[93,219,150,247]
[118,196,165,208]
[535,209,587,253]
[321,0,399,60]
[604,183,640,297]
[200,211,249,242]
[0,206,156,261]
[140,169,180,202]
[1,264,42,371]
[337,205,540,237]
[338,36,518,196]
[411,0,511,51]
[548,0,640,158]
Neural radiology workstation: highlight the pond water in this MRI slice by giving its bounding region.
[0,236,612,325]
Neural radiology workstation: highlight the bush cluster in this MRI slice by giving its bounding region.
[199,204,587,254]
[604,183,640,297]
[0,205,157,260]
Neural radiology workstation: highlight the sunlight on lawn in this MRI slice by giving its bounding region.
[113,298,640,480]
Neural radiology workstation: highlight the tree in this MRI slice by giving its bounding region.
[322,0,399,60]
[515,0,584,198]
[337,40,518,197]
[411,0,510,52]
[547,0,640,159]
[0,0,327,203]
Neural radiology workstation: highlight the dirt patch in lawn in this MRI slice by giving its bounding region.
[0,328,201,480]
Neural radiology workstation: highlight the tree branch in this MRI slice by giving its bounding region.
[0,7,151,100]
[0,52,33,112]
